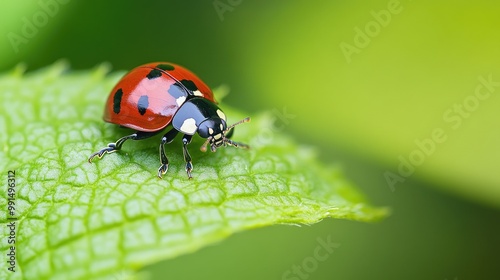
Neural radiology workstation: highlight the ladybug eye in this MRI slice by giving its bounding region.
[197,123,210,138]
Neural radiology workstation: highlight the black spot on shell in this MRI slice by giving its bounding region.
[113,89,123,114]
[180,79,198,92]
[157,64,175,71]
[137,95,149,115]
[146,69,162,79]
[168,82,187,99]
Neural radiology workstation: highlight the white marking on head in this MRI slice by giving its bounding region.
[216,109,226,120]
[219,124,224,130]
[208,128,214,135]
[180,118,197,134]
[193,90,203,97]
[214,134,222,140]
[176,96,186,106]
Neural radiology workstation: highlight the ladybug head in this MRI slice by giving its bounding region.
[199,117,250,152]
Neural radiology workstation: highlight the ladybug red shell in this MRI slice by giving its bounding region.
[104,62,216,132]
[89,62,250,179]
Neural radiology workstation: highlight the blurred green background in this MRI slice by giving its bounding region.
[2,0,499,279]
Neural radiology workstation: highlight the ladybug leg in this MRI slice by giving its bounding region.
[225,139,250,149]
[88,133,137,162]
[89,131,159,163]
[221,127,250,149]
[158,128,179,179]
[181,134,194,179]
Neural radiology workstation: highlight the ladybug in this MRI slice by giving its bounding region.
[88,62,250,179]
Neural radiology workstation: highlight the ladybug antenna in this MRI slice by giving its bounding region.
[200,136,213,152]
[224,117,251,134]
[222,117,251,150]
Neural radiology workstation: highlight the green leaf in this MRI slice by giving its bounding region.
[0,62,387,280]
